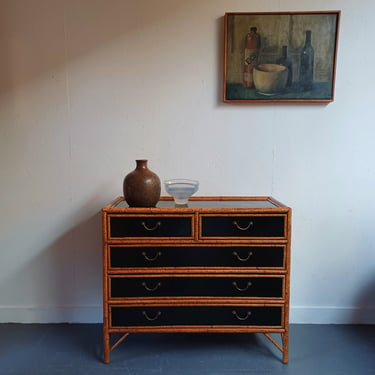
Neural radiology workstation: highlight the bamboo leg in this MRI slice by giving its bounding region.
[263,333,289,364]
[103,330,110,364]
[103,332,130,363]
[263,333,283,352]
[282,332,289,364]
[110,333,130,352]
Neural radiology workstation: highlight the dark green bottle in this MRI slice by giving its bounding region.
[277,45,293,87]
[300,30,314,90]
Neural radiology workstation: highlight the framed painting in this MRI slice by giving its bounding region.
[223,11,340,103]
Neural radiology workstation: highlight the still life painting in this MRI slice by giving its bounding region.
[223,11,340,103]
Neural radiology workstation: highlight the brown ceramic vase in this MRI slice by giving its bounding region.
[123,160,161,207]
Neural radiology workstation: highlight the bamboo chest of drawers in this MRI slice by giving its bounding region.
[102,196,291,363]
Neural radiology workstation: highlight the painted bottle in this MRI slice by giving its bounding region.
[243,27,260,88]
[299,30,314,90]
[277,45,293,87]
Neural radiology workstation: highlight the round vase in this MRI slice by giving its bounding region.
[123,160,161,207]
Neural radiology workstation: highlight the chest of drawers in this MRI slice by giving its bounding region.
[102,196,291,363]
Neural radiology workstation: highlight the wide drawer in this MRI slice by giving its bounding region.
[110,305,282,327]
[109,245,285,269]
[200,215,285,238]
[109,276,283,298]
[108,215,193,239]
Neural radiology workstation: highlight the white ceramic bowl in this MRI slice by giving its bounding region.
[164,179,199,205]
[253,64,288,94]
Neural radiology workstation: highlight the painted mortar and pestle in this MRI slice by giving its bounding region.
[253,64,288,95]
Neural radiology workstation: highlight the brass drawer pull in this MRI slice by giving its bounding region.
[233,251,253,262]
[232,281,252,291]
[142,311,161,321]
[141,221,161,231]
[142,251,162,262]
[142,281,161,292]
[232,310,252,321]
[233,220,254,231]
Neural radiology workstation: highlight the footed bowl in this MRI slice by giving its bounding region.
[164,179,199,205]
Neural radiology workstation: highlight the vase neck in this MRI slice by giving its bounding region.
[136,159,148,169]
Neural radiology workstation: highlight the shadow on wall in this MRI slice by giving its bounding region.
[3,209,103,323]
[216,16,224,106]
[352,275,375,324]
[45,210,103,323]
[0,0,203,96]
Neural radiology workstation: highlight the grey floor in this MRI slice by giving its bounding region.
[0,324,374,375]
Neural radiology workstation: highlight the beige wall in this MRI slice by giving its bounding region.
[0,0,374,323]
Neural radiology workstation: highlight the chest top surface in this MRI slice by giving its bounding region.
[103,196,289,212]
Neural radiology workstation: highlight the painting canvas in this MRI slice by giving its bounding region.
[223,11,340,103]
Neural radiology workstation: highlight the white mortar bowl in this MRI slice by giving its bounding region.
[253,64,288,94]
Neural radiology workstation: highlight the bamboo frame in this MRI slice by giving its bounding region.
[102,196,291,364]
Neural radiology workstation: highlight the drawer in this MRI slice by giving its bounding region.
[110,305,282,327]
[200,215,285,238]
[108,215,193,239]
[109,276,284,298]
[109,245,285,269]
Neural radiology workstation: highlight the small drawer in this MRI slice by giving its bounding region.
[109,245,285,269]
[109,276,284,298]
[108,215,193,239]
[201,215,285,238]
[110,305,282,327]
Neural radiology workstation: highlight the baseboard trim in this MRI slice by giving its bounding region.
[290,306,375,324]
[0,305,374,324]
[0,305,102,324]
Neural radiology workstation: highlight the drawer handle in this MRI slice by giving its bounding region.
[142,281,161,292]
[233,220,254,231]
[142,311,161,321]
[232,310,252,321]
[141,221,161,231]
[233,251,253,262]
[232,281,252,291]
[142,251,162,262]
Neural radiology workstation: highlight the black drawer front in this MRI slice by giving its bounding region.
[110,246,284,268]
[109,216,192,238]
[201,216,285,237]
[111,306,282,327]
[110,277,283,298]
